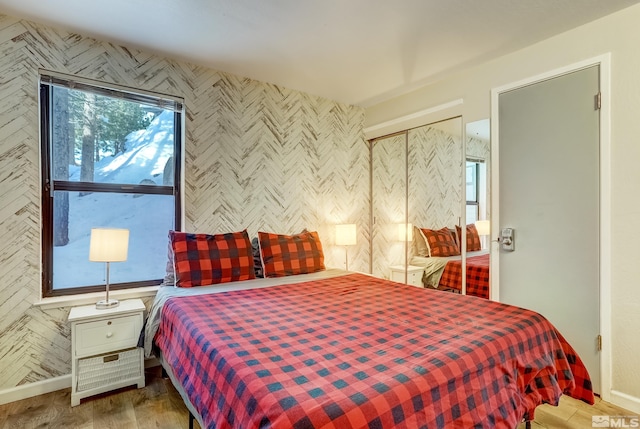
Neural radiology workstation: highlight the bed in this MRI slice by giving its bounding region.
[411,250,490,299]
[144,268,593,428]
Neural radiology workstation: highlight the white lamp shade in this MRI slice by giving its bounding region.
[397,223,413,241]
[475,220,491,236]
[89,228,129,262]
[335,224,357,246]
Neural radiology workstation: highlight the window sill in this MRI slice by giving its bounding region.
[34,286,160,310]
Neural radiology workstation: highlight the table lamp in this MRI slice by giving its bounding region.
[335,224,357,271]
[89,228,129,309]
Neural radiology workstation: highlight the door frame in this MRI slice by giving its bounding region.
[489,54,611,399]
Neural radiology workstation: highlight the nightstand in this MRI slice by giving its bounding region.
[68,298,146,406]
[389,265,425,287]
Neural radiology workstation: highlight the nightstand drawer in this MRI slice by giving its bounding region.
[74,314,142,357]
[406,270,422,287]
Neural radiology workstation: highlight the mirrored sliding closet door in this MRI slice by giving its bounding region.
[464,119,491,298]
[370,132,407,280]
[406,117,464,291]
[370,116,492,297]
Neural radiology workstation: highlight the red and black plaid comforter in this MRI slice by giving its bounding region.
[155,273,593,429]
[439,253,490,298]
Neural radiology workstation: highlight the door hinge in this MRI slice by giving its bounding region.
[597,334,602,351]
[595,92,601,110]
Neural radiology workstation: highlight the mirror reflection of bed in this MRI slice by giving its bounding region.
[407,117,490,298]
[370,117,491,297]
[407,118,491,297]
[410,228,490,298]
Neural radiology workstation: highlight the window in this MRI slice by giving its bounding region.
[466,161,479,224]
[40,73,182,297]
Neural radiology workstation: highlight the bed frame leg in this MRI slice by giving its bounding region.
[189,411,194,429]
[525,421,531,429]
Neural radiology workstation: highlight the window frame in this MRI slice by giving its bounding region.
[39,74,183,298]
[466,160,480,222]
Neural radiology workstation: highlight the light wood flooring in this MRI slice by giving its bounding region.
[0,367,197,429]
[516,394,637,429]
[0,366,635,428]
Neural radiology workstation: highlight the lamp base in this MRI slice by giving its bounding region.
[96,299,119,310]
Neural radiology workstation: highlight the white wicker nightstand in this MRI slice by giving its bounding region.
[68,298,146,406]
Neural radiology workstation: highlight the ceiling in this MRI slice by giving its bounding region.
[0,0,638,107]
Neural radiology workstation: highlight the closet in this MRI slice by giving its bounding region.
[370,132,407,278]
[370,116,488,294]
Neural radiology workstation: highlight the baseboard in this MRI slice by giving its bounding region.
[0,375,71,406]
[610,390,640,414]
[0,357,160,406]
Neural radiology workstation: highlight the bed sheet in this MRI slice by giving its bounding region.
[152,272,593,429]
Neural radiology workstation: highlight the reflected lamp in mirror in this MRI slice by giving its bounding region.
[335,224,356,271]
[475,220,490,250]
[89,228,129,309]
[397,223,413,242]
[474,220,490,236]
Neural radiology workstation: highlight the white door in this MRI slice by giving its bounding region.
[495,65,600,392]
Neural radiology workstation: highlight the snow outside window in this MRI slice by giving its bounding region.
[40,74,182,297]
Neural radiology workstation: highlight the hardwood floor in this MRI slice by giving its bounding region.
[0,366,635,428]
[516,395,637,429]
[0,367,198,429]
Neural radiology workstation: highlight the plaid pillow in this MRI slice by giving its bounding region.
[456,224,482,252]
[258,230,325,277]
[420,227,460,257]
[170,230,255,287]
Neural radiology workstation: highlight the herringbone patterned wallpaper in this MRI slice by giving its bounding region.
[370,122,466,278]
[408,123,463,234]
[371,134,407,278]
[0,14,367,390]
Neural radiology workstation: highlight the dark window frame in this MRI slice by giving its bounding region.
[40,76,183,298]
[466,160,480,222]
